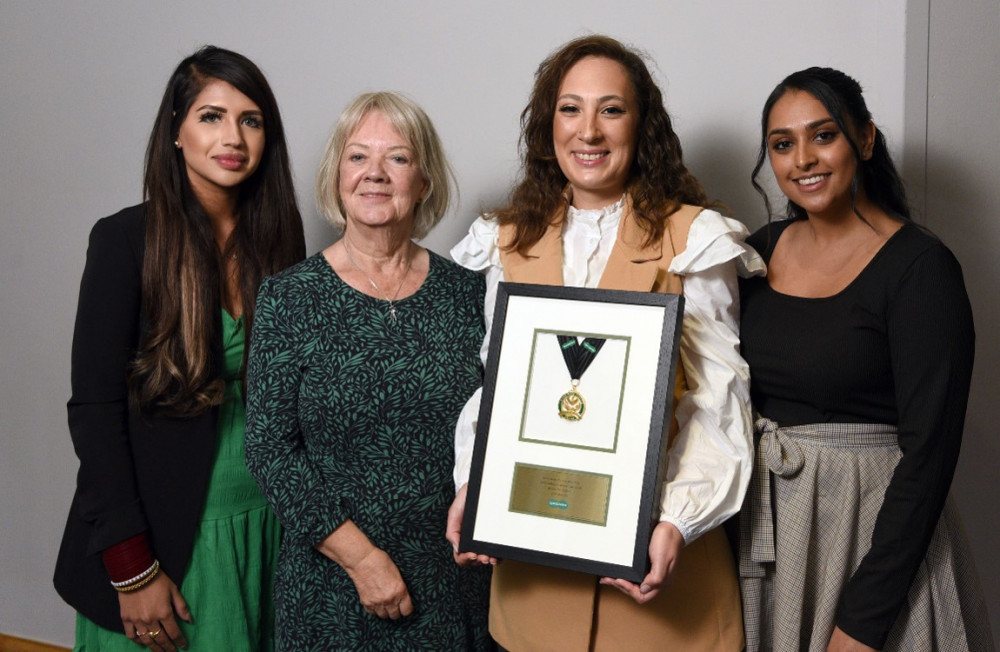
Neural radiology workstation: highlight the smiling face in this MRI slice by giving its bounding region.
[553,56,639,210]
[337,110,428,233]
[766,89,874,220]
[175,79,265,203]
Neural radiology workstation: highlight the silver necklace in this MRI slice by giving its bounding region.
[343,237,413,325]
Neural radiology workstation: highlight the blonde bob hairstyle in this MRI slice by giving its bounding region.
[316,91,456,239]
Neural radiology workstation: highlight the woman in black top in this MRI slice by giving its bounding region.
[738,67,992,651]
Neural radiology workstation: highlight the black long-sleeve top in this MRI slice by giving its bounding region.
[739,219,975,648]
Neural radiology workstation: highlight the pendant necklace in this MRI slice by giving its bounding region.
[343,238,412,326]
[556,334,606,421]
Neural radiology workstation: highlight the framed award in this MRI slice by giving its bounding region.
[459,282,684,582]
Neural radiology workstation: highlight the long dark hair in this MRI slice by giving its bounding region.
[131,45,305,417]
[751,66,910,223]
[498,34,709,253]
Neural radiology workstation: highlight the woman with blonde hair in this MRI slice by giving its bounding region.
[246,91,492,650]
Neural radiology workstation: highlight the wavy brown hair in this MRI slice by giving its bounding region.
[131,46,305,417]
[498,34,710,252]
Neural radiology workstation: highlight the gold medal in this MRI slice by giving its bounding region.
[558,381,586,421]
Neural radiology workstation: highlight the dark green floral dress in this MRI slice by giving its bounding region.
[246,251,492,652]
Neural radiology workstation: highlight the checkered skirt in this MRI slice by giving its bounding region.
[739,418,994,651]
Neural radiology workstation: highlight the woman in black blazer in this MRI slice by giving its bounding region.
[54,46,303,651]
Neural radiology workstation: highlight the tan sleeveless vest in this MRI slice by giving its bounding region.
[490,201,744,652]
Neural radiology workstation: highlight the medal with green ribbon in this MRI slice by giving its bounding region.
[556,334,606,422]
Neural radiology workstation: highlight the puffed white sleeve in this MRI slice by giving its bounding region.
[659,209,766,543]
[450,216,504,490]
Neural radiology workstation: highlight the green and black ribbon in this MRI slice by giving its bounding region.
[556,334,606,383]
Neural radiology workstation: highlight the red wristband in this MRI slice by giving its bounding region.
[101,532,155,584]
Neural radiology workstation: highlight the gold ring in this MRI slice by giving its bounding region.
[149,630,161,638]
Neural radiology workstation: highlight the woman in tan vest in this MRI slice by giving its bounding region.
[446,35,764,651]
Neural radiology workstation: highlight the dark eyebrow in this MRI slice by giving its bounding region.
[767,117,836,138]
[194,104,263,117]
[557,93,627,104]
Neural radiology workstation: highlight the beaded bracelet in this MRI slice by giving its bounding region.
[112,560,160,593]
[110,559,158,588]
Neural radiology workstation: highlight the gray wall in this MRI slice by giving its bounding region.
[0,0,995,646]
[923,0,1000,644]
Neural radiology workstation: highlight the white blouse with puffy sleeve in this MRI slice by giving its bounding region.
[450,200,765,544]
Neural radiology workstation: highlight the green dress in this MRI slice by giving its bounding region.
[245,251,492,652]
[75,310,281,651]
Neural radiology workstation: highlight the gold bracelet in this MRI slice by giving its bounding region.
[114,560,160,593]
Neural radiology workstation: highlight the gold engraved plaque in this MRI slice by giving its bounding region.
[509,463,611,526]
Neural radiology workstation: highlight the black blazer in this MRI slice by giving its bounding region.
[54,204,220,631]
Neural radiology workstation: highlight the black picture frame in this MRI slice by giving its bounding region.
[459,282,684,582]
